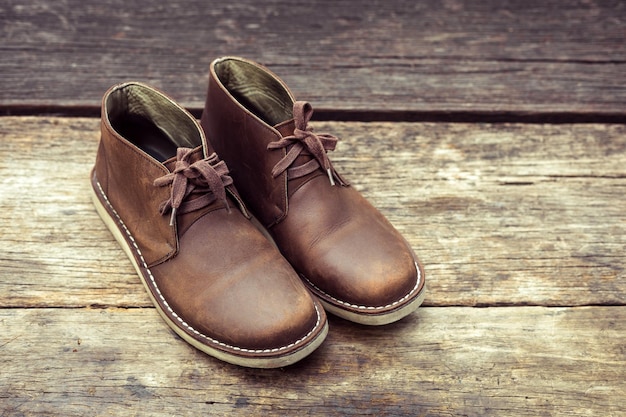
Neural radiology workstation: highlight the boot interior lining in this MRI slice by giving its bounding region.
[106,83,201,162]
[214,59,294,126]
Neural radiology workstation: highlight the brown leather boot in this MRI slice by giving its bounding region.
[200,57,425,325]
[91,82,327,367]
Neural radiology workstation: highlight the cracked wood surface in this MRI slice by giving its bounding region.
[1,0,625,117]
[2,0,626,408]
[0,116,624,415]
[1,307,624,416]
[0,117,624,308]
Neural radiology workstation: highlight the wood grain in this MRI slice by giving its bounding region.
[1,0,625,117]
[1,307,624,416]
[0,117,624,308]
[2,3,624,413]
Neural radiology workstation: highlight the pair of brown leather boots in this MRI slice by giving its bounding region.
[91,56,425,368]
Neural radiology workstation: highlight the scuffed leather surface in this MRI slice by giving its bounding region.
[94,82,325,353]
[96,104,177,267]
[201,58,423,313]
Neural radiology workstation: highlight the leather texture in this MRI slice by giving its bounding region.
[200,57,425,325]
[91,82,327,367]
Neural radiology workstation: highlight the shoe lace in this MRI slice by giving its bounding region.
[154,148,233,226]
[268,101,347,186]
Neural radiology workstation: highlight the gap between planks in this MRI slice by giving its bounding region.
[2,107,626,124]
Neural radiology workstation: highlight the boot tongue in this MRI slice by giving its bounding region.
[272,119,325,195]
[161,146,226,236]
[273,119,318,176]
[162,146,203,172]
[274,119,296,137]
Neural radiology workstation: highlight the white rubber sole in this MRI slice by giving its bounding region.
[302,260,426,326]
[90,178,328,368]
[317,284,426,326]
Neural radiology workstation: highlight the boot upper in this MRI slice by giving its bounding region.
[92,82,327,358]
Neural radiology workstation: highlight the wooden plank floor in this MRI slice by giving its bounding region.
[1,0,625,119]
[1,0,625,415]
[2,307,624,416]
[1,118,624,308]
[1,117,624,416]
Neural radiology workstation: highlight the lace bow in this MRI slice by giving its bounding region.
[268,101,347,186]
[154,148,233,226]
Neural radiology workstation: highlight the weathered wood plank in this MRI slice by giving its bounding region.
[325,121,626,307]
[1,0,625,116]
[0,307,624,416]
[0,118,141,308]
[0,117,624,307]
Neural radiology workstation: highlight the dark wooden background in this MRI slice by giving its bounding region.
[2,0,625,120]
[1,1,625,416]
